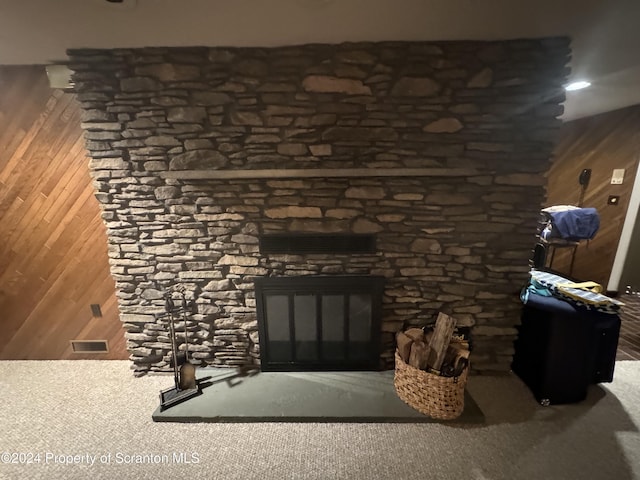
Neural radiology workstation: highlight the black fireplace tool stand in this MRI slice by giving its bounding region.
[159,290,201,411]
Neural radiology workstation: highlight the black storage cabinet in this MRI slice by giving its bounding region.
[512,292,620,405]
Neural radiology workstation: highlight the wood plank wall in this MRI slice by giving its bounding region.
[0,66,127,360]
[545,105,640,287]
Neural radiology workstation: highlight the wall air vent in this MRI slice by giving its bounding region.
[259,234,376,254]
[70,340,109,354]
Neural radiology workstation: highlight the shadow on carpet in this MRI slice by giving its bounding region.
[152,368,484,424]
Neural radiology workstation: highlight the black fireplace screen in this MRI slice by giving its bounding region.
[254,276,384,371]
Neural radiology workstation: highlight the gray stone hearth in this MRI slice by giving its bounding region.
[68,39,569,376]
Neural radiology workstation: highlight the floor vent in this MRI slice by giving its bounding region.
[70,340,109,354]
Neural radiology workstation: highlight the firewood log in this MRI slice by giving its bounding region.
[396,332,414,363]
[426,312,457,372]
[408,340,430,370]
[404,327,426,342]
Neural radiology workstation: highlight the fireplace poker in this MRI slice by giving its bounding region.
[179,291,196,390]
[164,293,180,390]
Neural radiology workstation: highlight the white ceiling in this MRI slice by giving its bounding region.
[0,0,638,121]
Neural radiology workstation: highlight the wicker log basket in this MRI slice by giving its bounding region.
[394,350,469,420]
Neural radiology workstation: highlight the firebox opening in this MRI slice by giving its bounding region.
[255,276,384,371]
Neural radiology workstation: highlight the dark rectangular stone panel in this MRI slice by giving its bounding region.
[259,234,376,254]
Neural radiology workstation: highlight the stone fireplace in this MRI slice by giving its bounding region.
[68,39,569,376]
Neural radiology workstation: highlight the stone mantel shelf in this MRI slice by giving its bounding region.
[160,168,482,180]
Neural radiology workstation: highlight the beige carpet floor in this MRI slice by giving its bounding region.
[0,360,639,480]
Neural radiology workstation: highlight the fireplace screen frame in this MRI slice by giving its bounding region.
[254,275,384,371]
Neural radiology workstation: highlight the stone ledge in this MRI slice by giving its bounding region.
[160,168,482,180]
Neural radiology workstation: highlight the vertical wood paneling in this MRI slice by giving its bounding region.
[545,105,640,286]
[0,66,126,360]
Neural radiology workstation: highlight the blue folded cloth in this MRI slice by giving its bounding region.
[547,207,600,241]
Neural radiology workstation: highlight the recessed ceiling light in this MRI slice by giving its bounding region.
[91,0,137,8]
[565,81,591,91]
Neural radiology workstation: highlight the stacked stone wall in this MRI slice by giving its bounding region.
[68,39,569,375]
